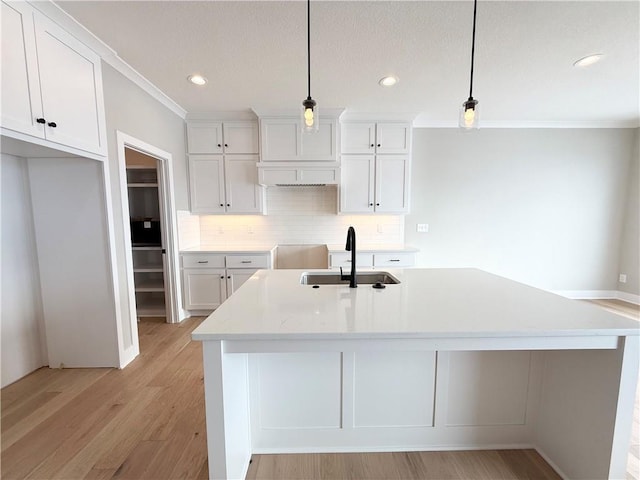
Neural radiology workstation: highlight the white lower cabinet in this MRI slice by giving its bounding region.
[329,250,415,269]
[183,269,227,310]
[182,252,270,311]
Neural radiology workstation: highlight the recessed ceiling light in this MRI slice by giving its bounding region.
[188,74,207,86]
[573,54,604,68]
[379,76,399,87]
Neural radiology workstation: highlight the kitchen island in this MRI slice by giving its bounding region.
[192,268,639,480]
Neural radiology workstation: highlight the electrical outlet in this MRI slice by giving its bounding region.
[416,223,429,233]
[619,274,627,283]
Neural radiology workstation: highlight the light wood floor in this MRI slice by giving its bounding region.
[1,299,638,480]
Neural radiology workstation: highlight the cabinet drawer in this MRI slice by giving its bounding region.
[329,252,374,268]
[373,253,415,267]
[182,254,225,269]
[225,254,269,269]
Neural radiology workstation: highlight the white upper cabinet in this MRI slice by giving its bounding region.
[260,117,338,161]
[1,1,42,138]
[340,155,409,214]
[340,121,412,214]
[189,155,225,214]
[187,120,264,214]
[341,122,411,155]
[186,121,258,155]
[1,2,106,156]
[223,122,259,154]
[187,123,224,154]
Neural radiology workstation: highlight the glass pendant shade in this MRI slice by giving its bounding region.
[302,97,319,133]
[459,98,479,129]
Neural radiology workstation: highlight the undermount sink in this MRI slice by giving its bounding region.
[300,271,401,285]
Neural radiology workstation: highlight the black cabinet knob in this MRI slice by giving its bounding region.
[36,118,46,124]
[377,144,381,147]
[219,203,224,207]
[48,122,57,128]
[224,144,228,147]
[369,203,373,206]
[376,203,380,206]
[217,144,221,148]
[227,276,231,279]
[226,204,230,207]
[370,144,374,147]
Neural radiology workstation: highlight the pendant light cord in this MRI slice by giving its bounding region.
[307,0,311,99]
[468,0,477,100]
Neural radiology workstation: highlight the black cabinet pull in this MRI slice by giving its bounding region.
[36,118,46,124]
[197,260,209,264]
[389,259,400,262]
[48,122,57,128]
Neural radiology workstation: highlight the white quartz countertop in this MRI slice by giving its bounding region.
[191,268,640,341]
[326,244,419,253]
[181,245,276,254]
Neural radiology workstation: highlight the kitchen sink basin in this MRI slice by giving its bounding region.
[300,271,400,285]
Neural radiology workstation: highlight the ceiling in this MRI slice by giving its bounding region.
[55,1,639,127]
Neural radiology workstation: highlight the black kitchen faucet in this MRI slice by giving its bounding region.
[343,226,357,288]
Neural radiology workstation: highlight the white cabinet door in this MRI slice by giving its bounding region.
[224,155,263,214]
[223,122,258,154]
[260,117,338,161]
[226,269,258,296]
[260,119,300,160]
[33,12,105,154]
[1,1,43,138]
[340,155,375,213]
[341,123,375,154]
[187,122,223,154]
[300,119,338,161]
[375,123,411,154]
[183,269,226,310]
[189,155,225,213]
[375,156,409,213]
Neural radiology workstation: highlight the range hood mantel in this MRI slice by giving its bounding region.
[253,107,344,186]
[257,162,340,186]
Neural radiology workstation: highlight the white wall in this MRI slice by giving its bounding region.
[617,129,639,296]
[28,157,119,367]
[101,62,187,342]
[1,154,46,387]
[405,128,636,292]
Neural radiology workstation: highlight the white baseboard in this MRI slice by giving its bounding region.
[533,446,569,480]
[616,291,640,305]
[553,289,639,305]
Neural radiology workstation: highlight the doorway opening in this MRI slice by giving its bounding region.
[116,132,183,365]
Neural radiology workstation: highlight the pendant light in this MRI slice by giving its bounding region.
[459,0,480,129]
[302,0,319,133]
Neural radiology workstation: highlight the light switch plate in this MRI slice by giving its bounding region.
[417,223,429,233]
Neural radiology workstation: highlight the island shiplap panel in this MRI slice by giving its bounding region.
[444,351,532,426]
[256,352,342,429]
[353,351,436,427]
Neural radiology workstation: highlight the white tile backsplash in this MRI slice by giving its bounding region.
[177,209,200,249]
[181,187,404,247]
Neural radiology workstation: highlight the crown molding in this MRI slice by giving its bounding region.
[32,1,187,119]
[412,117,640,129]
